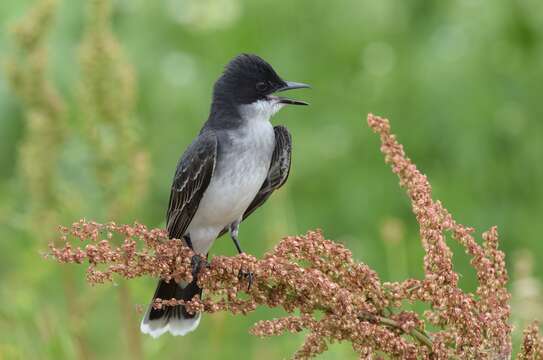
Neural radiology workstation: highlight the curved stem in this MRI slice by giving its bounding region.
[358,313,433,349]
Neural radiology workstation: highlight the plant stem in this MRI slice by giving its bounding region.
[358,312,433,349]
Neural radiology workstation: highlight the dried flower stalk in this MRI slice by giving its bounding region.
[518,322,543,360]
[48,114,543,359]
[6,0,66,234]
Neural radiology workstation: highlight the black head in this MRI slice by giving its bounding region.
[212,54,309,106]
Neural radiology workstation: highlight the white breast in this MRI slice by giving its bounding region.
[186,105,276,254]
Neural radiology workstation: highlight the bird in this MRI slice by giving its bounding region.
[140,54,309,338]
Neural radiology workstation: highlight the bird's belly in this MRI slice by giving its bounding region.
[205,167,267,221]
[186,124,275,254]
[186,165,268,254]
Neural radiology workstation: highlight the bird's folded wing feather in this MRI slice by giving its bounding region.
[166,131,217,240]
[242,125,292,220]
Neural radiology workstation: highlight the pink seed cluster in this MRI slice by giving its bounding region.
[368,114,512,359]
[47,114,542,359]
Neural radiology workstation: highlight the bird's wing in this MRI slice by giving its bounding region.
[242,125,292,220]
[166,131,217,240]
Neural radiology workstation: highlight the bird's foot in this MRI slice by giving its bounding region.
[191,254,207,278]
[237,268,254,291]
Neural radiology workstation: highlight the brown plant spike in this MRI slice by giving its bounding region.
[48,114,543,359]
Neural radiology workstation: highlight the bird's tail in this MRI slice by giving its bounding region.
[140,278,202,338]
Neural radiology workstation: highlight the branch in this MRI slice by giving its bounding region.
[358,312,433,349]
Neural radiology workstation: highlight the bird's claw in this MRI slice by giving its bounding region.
[237,268,254,291]
[191,254,207,277]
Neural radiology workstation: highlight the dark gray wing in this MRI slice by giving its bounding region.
[242,125,292,220]
[166,131,217,240]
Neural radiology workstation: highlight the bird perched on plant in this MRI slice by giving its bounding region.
[140,54,309,337]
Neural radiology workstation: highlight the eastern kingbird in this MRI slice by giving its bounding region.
[140,54,309,337]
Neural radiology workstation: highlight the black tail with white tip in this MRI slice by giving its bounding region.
[140,278,202,338]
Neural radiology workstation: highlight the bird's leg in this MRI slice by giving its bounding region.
[230,220,243,254]
[190,254,207,278]
[238,268,254,291]
[230,220,253,290]
[184,235,207,278]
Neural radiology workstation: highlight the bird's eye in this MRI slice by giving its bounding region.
[256,82,269,92]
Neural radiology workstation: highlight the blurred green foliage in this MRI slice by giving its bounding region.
[0,0,542,359]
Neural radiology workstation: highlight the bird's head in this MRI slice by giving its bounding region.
[212,54,309,119]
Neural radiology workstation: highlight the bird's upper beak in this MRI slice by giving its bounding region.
[273,81,310,106]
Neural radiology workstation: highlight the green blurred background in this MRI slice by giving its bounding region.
[1,0,542,358]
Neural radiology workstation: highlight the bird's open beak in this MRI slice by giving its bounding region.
[274,81,310,106]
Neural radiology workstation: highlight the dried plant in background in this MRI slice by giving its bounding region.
[512,250,543,348]
[48,114,543,359]
[4,1,93,358]
[5,0,66,234]
[78,0,149,222]
[518,323,543,360]
[78,1,149,357]
[5,0,149,358]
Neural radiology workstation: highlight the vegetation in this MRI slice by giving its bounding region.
[50,114,539,358]
[1,0,542,359]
